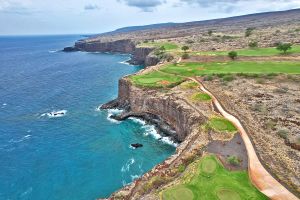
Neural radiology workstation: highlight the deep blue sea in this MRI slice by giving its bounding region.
[0,35,175,200]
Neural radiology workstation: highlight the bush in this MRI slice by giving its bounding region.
[277,129,289,139]
[276,43,292,54]
[181,46,189,52]
[222,75,234,82]
[203,75,213,81]
[245,27,255,37]
[163,53,174,62]
[227,156,240,166]
[248,41,258,48]
[177,164,186,173]
[208,30,213,36]
[228,51,238,60]
[181,53,190,59]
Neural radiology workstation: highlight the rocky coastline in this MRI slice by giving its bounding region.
[63,39,159,66]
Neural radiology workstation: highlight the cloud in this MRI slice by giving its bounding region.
[0,0,36,15]
[118,0,166,12]
[84,4,100,10]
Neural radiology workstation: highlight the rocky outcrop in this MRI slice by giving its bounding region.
[65,39,157,66]
[128,47,157,66]
[102,78,205,142]
[74,39,135,53]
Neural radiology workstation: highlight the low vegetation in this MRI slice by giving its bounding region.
[191,92,212,102]
[208,117,237,133]
[138,41,178,51]
[161,155,267,200]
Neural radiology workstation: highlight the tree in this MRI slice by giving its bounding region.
[248,41,258,48]
[276,43,292,54]
[181,53,190,59]
[181,46,189,52]
[159,46,166,53]
[228,51,238,60]
[245,27,255,37]
[208,30,213,36]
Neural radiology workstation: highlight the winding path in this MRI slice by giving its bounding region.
[191,77,298,200]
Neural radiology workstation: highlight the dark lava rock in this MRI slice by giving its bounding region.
[63,46,78,52]
[131,143,143,148]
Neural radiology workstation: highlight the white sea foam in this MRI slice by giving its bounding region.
[41,110,67,118]
[106,108,123,124]
[119,59,132,65]
[9,135,31,144]
[131,175,140,181]
[129,117,178,147]
[20,187,32,197]
[128,117,146,125]
[121,158,135,172]
[48,50,59,53]
[161,137,178,147]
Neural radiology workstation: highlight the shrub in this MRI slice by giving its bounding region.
[245,27,255,37]
[256,78,265,84]
[181,53,190,59]
[208,30,213,36]
[163,53,174,62]
[181,46,189,52]
[273,87,288,93]
[222,75,235,82]
[227,156,240,166]
[177,164,186,173]
[265,120,277,130]
[276,43,292,54]
[277,129,289,139]
[159,46,166,53]
[228,51,238,60]
[203,75,213,81]
[248,41,258,48]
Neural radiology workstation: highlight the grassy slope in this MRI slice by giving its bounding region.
[161,155,268,200]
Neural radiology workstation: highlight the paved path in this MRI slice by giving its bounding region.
[191,77,299,200]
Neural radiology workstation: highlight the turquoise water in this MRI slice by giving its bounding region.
[0,35,175,199]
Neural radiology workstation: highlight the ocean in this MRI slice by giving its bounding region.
[0,35,175,200]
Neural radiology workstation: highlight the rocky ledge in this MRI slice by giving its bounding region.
[63,39,159,67]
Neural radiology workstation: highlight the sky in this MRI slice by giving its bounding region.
[0,0,300,35]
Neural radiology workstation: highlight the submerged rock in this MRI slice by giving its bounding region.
[131,143,143,148]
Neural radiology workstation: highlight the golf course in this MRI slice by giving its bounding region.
[161,155,268,200]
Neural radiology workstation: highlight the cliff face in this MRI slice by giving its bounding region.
[74,39,136,53]
[114,78,205,141]
[69,39,158,66]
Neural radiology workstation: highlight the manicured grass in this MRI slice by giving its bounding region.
[160,61,300,76]
[130,71,184,88]
[209,117,237,133]
[138,42,179,51]
[161,155,267,200]
[191,92,212,101]
[193,45,300,56]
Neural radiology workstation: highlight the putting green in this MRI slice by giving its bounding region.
[191,93,212,101]
[216,189,241,200]
[161,155,267,200]
[209,117,237,133]
[162,186,194,200]
[201,158,217,174]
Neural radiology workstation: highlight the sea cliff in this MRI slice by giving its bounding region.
[64,39,159,66]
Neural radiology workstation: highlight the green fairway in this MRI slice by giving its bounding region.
[130,71,184,88]
[138,41,179,51]
[191,92,212,101]
[160,61,300,76]
[193,45,300,56]
[161,155,267,200]
[208,117,237,133]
